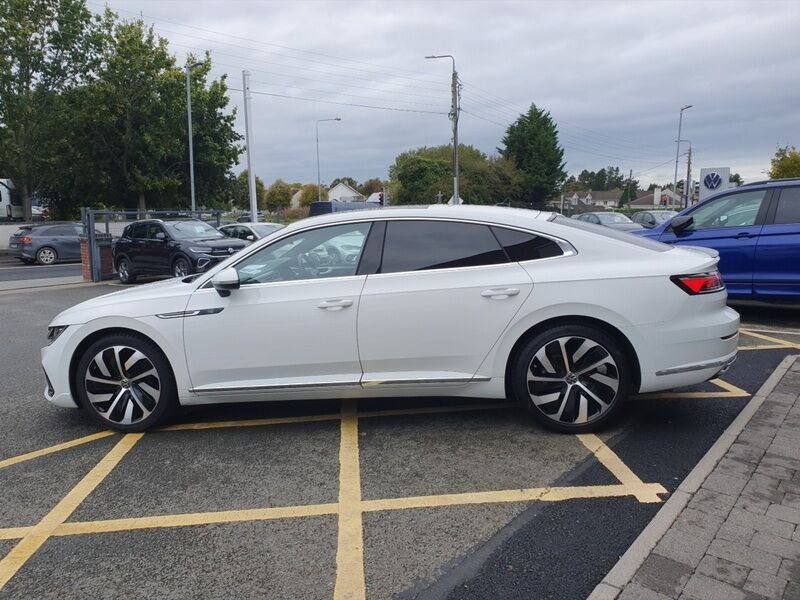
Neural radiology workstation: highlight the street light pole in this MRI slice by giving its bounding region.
[316,118,341,203]
[672,104,692,209]
[425,54,459,205]
[185,61,203,213]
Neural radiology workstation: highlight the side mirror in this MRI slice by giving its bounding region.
[246,234,255,241]
[211,267,240,297]
[670,215,693,234]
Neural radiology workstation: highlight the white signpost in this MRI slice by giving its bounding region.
[698,167,731,202]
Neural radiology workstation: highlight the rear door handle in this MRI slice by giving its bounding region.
[317,298,354,311]
[481,288,520,300]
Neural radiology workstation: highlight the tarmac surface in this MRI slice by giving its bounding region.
[0,284,798,599]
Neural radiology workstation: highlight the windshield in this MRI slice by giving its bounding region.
[596,213,633,224]
[653,211,677,223]
[253,223,284,236]
[164,221,224,240]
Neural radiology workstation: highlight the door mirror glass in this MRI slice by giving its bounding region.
[246,234,255,241]
[671,215,693,233]
[211,267,240,297]
[155,232,166,240]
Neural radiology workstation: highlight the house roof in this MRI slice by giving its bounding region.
[328,182,364,200]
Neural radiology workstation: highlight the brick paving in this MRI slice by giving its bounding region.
[619,358,800,600]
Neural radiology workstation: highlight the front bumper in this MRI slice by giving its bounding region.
[41,327,80,408]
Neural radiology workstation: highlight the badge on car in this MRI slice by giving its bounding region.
[228,247,235,254]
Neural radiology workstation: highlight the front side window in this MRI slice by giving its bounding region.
[773,187,800,225]
[687,190,767,230]
[234,222,371,284]
[380,220,507,274]
[596,213,632,224]
[145,224,166,240]
[491,226,563,261]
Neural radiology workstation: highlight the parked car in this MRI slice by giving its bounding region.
[8,223,84,264]
[44,205,737,433]
[633,179,800,300]
[218,222,284,242]
[236,211,265,223]
[112,219,247,283]
[573,211,644,231]
[631,210,678,229]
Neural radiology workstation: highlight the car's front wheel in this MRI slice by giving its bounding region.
[75,333,177,431]
[511,324,631,433]
[172,256,192,278]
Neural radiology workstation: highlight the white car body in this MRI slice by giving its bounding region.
[42,205,739,430]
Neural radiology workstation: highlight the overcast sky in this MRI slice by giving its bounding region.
[92,0,799,189]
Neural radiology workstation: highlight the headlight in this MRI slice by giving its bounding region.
[188,247,213,254]
[47,325,68,344]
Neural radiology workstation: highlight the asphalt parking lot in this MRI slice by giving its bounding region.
[0,285,798,599]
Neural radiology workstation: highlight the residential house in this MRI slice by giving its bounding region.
[327,182,365,202]
[562,189,624,208]
[630,187,681,209]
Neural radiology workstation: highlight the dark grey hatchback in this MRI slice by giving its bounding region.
[112,219,247,283]
[9,223,84,264]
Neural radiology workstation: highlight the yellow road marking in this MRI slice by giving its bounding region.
[334,399,366,600]
[0,433,142,591]
[0,431,115,470]
[55,503,339,536]
[739,344,792,351]
[157,413,339,431]
[577,434,666,503]
[739,329,800,349]
[357,402,516,419]
[637,378,749,400]
[0,528,31,541]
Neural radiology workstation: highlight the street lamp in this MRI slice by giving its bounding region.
[672,104,693,209]
[185,60,203,212]
[316,117,341,203]
[425,54,460,205]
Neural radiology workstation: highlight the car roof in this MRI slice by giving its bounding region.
[740,177,800,188]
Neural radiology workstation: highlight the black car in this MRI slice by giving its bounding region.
[112,219,247,283]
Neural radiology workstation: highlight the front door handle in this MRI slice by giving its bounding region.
[317,298,354,311]
[481,288,520,300]
[735,232,753,239]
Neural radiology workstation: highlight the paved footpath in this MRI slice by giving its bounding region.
[591,355,800,600]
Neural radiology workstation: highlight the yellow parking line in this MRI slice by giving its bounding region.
[738,344,791,351]
[739,329,800,349]
[637,378,749,400]
[362,483,666,512]
[0,433,142,591]
[54,503,339,536]
[0,527,31,541]
[577,434,666,503]
[357,402,516,419]
[0,431,116,470]
[334,399,366,600]
[157,413,340,431]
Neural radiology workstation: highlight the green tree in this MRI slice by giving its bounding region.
[329,176,359,191]
[619,178,640,207]
[0,0,108,219]
[264,179,291,211]
[299,183,323,206]
[499,103,566,207]
[358,178,384,196]
[729,172,743,186]
[229,170,266,210]
[769,146,800,179]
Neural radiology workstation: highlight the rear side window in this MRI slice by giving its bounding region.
[491,227,563,261]
[380,220,507,273]
[48,225,75,236]
[552,215,671,252]
[773,187,800,225]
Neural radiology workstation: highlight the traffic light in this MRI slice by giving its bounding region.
[378,192,384,205]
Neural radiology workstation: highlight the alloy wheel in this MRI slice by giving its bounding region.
[83,345,161,425]
[118,259,130,282]
[526,336,619,426]
[37,248,56,264]
[173,259,189,277]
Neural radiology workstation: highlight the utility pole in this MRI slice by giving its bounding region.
[425,55,459,204]
[685,145,692,209]
[673,104,692,210]
[242,71,258,224]
[185,61,202,212]
[316,117,341,203]
[627,168,634,208]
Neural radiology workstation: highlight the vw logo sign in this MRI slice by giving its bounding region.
[704,172,722,190]
[228,247,235,254]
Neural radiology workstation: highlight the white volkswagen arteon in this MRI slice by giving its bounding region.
[42,205,739,433]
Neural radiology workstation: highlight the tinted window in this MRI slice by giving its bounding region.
[552,215,670,252]
[47,225,76,236]
[380,221,507,273]
[130,223,147,239]
[491,227,562,261]
[688,190,767,230]
[235,222,371,284]
[145,224,166,240]
[773,187,800,225]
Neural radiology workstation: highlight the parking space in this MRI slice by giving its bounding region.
[0,285,797,599]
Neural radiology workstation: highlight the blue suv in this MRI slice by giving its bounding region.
[633,179,800,300]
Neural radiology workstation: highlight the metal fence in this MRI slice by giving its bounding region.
[80,208,224,282]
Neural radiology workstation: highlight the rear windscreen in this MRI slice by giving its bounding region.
[551,215,671,252]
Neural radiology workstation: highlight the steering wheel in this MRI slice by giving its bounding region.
[325,244,343,265]
[298,251,321,269]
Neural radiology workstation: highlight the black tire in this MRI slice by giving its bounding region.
[510,324,632,433]
[116,257,137,284]
[172,256,192,278]
[75,333,177,432]
[36,246,57,265]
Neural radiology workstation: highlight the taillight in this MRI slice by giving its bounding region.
[671,270,725,295]
[18,236,32,244]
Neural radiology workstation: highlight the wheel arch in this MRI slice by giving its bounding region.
[68,326,179,408]
[501,314,642,396]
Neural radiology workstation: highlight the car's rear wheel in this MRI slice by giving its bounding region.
[172,256,192,278]
[36,247,57,265]
[75,333,177,432]
[116,257,137,284]
[511,324,631,433]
